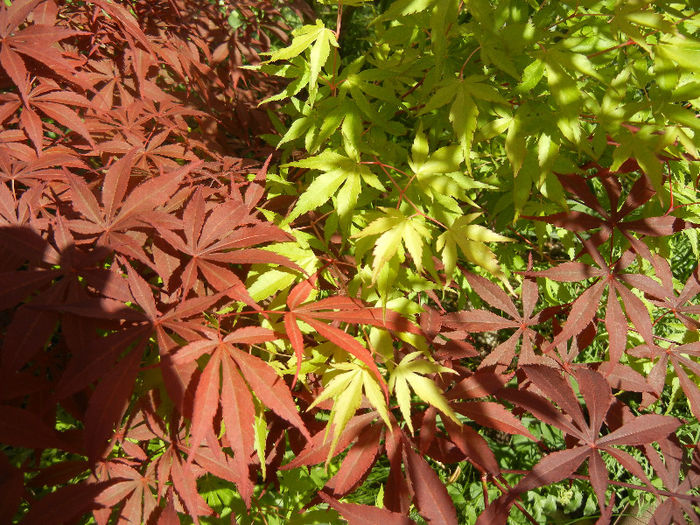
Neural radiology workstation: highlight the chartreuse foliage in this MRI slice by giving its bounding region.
[251,0,700,523]
[1,1,699,525]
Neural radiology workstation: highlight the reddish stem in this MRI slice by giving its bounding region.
[490,476,539,525]
[362,158,449,230]
[459,46,481,79]
[588,39,635,58]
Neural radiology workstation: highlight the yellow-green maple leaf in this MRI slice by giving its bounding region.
[420,76,508,174]
[282,150,385,226]
[436,213,512,280]
[253,400,268,480]
[388,351,459,434]
[353,207,431,280]
[308,362,391,460]
[264,20,338,106]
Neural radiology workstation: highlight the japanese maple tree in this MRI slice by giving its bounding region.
[0,0,699,524]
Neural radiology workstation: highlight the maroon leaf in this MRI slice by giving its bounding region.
[443,418,500,475]
[513,446,590,494]
[187,350,221,462]
[282,412,379,470]
[442,309,515,332]
[0,269,60,309]
[403,444,459,525]
[220,355,256,507]
[326,423,382,496]
[231,349,311,440]
[285,312,305,387]
[84,347,143,463]
[574,368,612,442]
[0,452,23,523]
[546,281,605,352]
[319,492,416,525]
[0,305,57,372]
[604,288,626,364]
[452,401,536,441]
[464,272,519,319]
[169,452,213,524]
[526,261,602,282]
[523,365,586,433]
[447,368,512,400]
[172,339,218,366]
[497,387,581,437]
[475,494,514,525]
[22,481,117,525]
[55,327,151,399]
[157,491,180,525]
[384,425,411,514]
[588,451,609,511]
[102,150,137,220]
[597,414,681,447]
[0,406,70,451]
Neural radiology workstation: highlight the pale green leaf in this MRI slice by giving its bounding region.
[283,150,376,224]
[308,27,338,105]
[414,145,464,176]
[327,371,363,456]
[286,170,346,225]
[419,80,460,115]
[518,59,545,92]
[450,88,478,173]
[354,208,406,238]
[408,374,459,424]
[437,214,511,279]
[475,116,512,142]
[402,220,425,272]
[308,369,356,411]
[411,127,430,167]
[336,172,361,225]
[657,36,700,74]
[253,403,268,480]
[354,209,430,279]
[389,352,459,434]
[266,21,326,63]
[363,373,392,429]
[341,107,363,161]
[278,115,312,148]
[376,0,437,23]
[463,76,508,104]
[372,224,407,279]
[506,115,526,176]
[393,373,413,433]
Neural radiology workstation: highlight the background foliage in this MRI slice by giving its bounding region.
[0,0,699,524]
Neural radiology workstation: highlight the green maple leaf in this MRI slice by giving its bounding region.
[282,150,385,226]
[611,126,670,195]
[258,58,311,105]
[353,208,431,280]
[407,127,466,199]
[388,351,459,434]
[337,60,399,127]
[420,77,507,173]
[656,34,700,74]
[308,361,391,460]
[436,213,512,280]
[543,60,583,145]
[375,0,438,23]
[264,20,338,106]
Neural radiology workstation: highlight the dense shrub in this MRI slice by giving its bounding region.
[1,0,699,524]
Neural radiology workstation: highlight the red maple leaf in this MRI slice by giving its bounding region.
[484,365,680,524]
